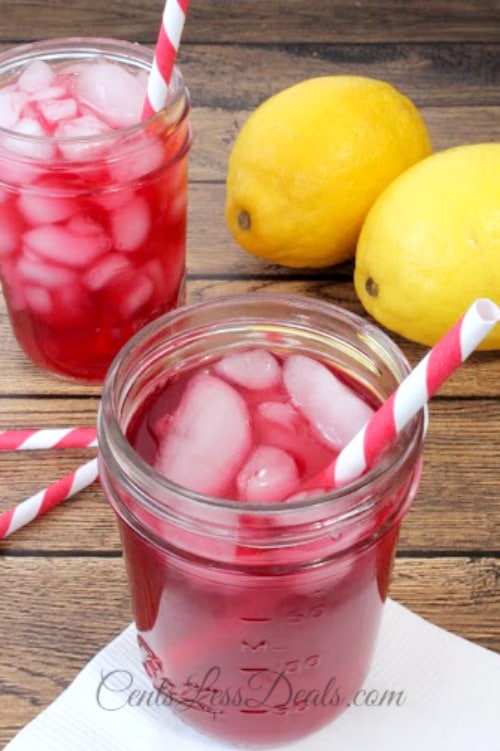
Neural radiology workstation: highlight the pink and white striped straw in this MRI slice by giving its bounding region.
[0,458,98,540]
[142,0,190,120]
[0,427,97,451]
[304,298,500,491]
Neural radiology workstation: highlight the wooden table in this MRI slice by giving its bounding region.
[0,1,499,745]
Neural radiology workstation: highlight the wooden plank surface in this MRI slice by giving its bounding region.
[180,45,500,108]
[0,0,498,747]
[0,1,498,43]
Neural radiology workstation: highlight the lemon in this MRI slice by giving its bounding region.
[355,143,500,350]
[225,76,431,268]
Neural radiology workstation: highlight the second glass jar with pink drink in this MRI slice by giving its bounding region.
[98,294,425,747]
[0,38,191,382]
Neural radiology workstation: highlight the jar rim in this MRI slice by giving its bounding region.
[98,292,425,521]
[0,37,188,145]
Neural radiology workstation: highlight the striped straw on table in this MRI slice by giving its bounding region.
[0,457,99,540]
[0,427,97,451]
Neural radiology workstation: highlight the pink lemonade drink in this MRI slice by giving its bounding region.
[98,294,424,746]
[0,39,191,382]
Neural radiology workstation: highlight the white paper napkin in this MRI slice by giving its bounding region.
[5,599,500,751]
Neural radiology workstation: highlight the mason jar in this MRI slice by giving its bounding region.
[98,293,424,746]
[0,38,191,382]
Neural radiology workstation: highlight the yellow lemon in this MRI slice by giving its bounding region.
[355,143,500,350]
[225,76,431,268]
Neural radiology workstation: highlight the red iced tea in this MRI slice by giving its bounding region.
[0,39,191,382]
[98,295,424,746]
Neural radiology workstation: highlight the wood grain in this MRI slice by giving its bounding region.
[0,555,498,745]
[180,45,500,108]
[0,1,498,43]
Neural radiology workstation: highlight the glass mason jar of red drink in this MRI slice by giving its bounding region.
[0,38,191,382]
[98,294,424,746]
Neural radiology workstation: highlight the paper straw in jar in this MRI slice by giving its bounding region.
[0,427,97,451]
[303,298,500,491]
[0,458,98,540]
[142,0,190,119]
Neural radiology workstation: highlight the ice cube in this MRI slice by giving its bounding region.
[258,401,298,429]
[3,117,55,159]
[11,116,46,136]
[24,224,110,269]
[283,354,374,451]
[83,252,132,291]
[154,373,251,496]
[18,254,78,289]
[30,85,67,102]
[66,213,104,237]
[0,204,20,257]
[0,90,27,129]
[24,278,94,330]
[108,135,165,182]
[55,115,111,160]
[143,257,177,306]
[237,445,299,503]
[75,60,146,128]
[255,398,335,479]
[0,150,42,185]
[214,349,281,390]
[18,190,77,225]
[117,273,154,318]
[110,195,151,252]
[53,73,78,96]
[96,188,136,211]
[55,113,109,138]
[18,61,55,94]
[255,401,300,453]
[38,98,78,125]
